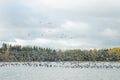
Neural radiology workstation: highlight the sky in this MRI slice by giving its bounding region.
[0,0,120,49]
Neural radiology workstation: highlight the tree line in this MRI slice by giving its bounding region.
[0,43,120,62]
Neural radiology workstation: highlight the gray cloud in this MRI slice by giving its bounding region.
[0,0,120,49]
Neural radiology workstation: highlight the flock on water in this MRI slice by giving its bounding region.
[0,62,120,69]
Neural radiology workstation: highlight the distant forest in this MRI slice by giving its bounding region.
[0,43,120,62]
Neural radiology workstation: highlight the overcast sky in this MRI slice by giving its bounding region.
[0,0,120,49]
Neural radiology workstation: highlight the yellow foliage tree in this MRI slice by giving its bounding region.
[108,47,120,60]
[5,48,10,56]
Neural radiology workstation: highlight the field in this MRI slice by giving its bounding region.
[0,62,120,80]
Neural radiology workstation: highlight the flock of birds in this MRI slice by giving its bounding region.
[26,20,74,40]
[0,62,120,69]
